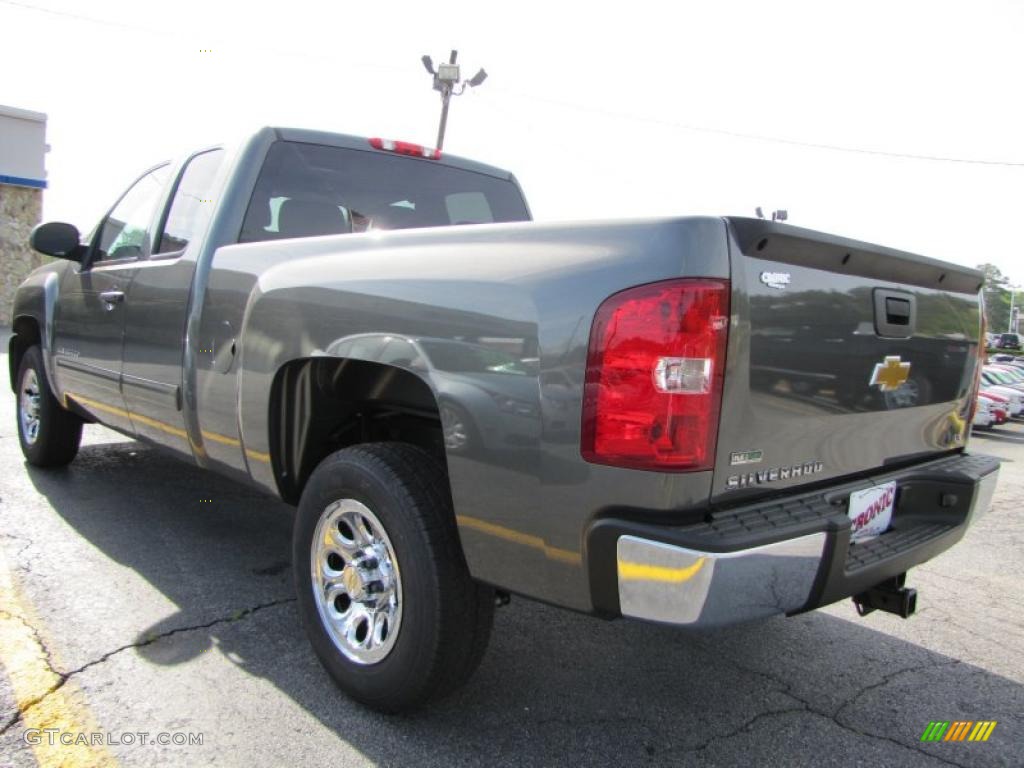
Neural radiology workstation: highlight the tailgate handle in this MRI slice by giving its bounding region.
[874,289,916,338]
[885,298,911,324]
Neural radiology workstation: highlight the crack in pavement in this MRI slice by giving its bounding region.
[922,603,1024,647]
[673,705,971,768]
[830,659,962,723]
[677,704,812,757]
[0,609,61,683]
[681,640,970,767]
[0,532,34,569]
[0,596,296,736]
[827,660,969,768]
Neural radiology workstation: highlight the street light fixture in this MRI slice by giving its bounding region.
[421,49,487,150]
[755,207,789,222]
[437,63,460,83]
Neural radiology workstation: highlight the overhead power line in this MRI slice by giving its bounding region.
[5,0,1022,168]
[489,87,1024,168]
[0,0,408,75]
[0,0,158,34]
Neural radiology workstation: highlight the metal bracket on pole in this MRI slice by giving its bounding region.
[420,48,487,151]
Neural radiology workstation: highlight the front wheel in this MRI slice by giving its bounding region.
[16,345,82,467]
[293,443,494,713]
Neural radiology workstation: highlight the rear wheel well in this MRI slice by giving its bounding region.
[9,316,41,392]
[269,357,446,503]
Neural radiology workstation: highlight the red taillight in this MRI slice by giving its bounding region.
[369,137,441,160]
[581,279,730,471]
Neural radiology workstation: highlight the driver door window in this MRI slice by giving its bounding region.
[52,165,168,435]
[95,165,169,263]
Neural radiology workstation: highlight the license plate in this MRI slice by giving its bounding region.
[847,481,896,542]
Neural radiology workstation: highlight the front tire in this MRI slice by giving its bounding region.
[16,345,82,467]
[293,443,494,713]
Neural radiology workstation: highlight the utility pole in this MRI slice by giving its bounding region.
[421,50,487,150]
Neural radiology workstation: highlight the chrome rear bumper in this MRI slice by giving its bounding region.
[617,533,826,626]
[614,460,999,627]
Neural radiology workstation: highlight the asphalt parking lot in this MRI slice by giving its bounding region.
[1,355,1022,767]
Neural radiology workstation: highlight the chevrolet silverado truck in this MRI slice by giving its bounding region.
[11,127,999,712]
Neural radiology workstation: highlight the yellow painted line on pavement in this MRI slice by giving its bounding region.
[0,548,116,768]
[617,557,707,583]
[455,515,581,565]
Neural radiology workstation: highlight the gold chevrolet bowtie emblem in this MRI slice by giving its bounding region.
[870,355,911,391]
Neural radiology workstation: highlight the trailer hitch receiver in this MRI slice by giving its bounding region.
[853,573,917,619]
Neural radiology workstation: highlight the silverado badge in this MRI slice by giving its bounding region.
[869,355,911,392]
[726,460,824,489]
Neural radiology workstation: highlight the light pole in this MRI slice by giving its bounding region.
[421,50,487,150]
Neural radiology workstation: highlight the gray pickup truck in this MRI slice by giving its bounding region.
[12,127,999,712]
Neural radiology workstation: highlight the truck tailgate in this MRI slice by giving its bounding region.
[712,218,984,502]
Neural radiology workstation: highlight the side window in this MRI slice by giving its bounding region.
[445,192,493,224]
[156,149,225,254]
[96,165,169,262]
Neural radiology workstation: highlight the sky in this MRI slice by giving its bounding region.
[2,0,1022,282]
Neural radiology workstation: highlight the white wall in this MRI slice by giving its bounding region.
[0,106,47,186]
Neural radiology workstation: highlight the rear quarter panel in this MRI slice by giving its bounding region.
[232,216,730,610]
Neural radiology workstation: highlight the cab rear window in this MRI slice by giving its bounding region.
[239,141,529,243]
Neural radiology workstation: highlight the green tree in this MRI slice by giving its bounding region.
[976,263,1020,334]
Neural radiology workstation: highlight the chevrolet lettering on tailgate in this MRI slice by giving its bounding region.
[726,461,825,489]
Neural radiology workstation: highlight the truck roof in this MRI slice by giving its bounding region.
[265,126,516,182]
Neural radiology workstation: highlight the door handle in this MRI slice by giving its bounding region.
[99,290,124,309]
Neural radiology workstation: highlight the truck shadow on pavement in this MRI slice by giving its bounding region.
[26,440,1024,767]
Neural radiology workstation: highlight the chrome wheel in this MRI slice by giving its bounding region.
[310,499,402,665]
[441,405,469,451]
[19,368,41,445]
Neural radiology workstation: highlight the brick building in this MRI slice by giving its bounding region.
[0,105,48,323]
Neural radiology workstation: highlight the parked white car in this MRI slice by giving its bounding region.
[980,385,1024,415]
[981,368,1024,398]
[972,397,995,428]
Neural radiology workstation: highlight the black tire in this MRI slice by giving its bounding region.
[15,345,83,467]
[293,443,494,713]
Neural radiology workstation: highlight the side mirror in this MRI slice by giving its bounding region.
[30,221,83,260]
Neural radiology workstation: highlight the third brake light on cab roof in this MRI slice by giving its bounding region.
[368,137,441,160]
